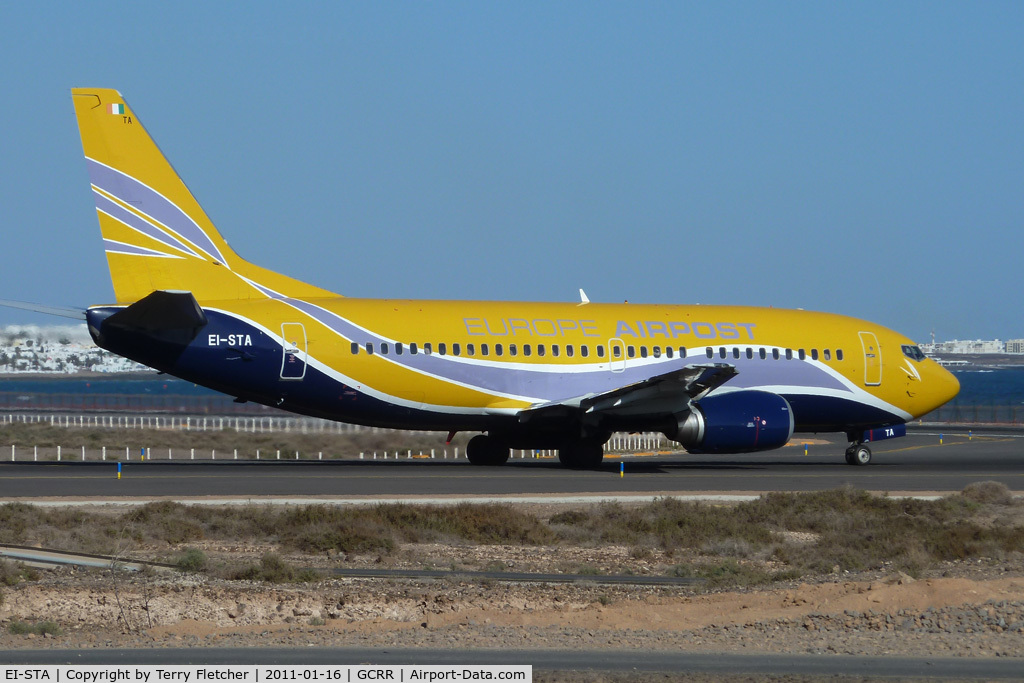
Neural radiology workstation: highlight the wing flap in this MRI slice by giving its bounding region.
[519,363,737,424]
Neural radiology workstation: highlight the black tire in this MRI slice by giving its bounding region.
[558,440,605,469]
[845,445,871,466]
[852,445,872,466]
[466,435,509,466]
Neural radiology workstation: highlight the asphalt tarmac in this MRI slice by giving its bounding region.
[1,429,1021,500]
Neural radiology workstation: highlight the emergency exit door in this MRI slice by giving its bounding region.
[280,323,307,380]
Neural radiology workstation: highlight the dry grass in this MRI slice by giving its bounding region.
[745,486,1024,575]
[0,501,556,556]
[0,421,472,459]
[1,485,1021,587]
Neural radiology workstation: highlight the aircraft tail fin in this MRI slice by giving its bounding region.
[71,88,333,304]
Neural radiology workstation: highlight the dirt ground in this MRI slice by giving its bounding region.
[3,547,1024,662]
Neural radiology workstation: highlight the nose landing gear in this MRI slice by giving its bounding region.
[845,443,872,466]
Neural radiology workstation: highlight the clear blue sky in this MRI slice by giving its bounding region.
[1,2,1021,342]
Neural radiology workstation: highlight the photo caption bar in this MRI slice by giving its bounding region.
[1,666,531,683]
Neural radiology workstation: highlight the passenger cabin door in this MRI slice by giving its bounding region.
[608,337,626,373]
[859,331,882,386]
[280,322,307,380]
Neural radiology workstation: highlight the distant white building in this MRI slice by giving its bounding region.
[1007,339,1024,354]
[921,339,1006,355]
[0,324,147,374]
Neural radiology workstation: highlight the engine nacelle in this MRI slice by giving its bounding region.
[669,390,794,454]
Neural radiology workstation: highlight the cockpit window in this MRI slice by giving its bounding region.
[902,344,926,362]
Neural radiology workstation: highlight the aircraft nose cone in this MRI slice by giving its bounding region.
[937,366,960,406]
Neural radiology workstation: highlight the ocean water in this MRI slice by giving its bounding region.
[0,376,215,396]
[947,367,1024,407]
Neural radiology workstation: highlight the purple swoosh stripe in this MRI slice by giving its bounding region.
[278,298,851,402]
[103,239,180,258]
[246,279,281,299]
[710,358,848,392]
[94,190,198,257]
[87,159,227,264]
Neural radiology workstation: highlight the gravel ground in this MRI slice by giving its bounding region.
[3,563,1024,662]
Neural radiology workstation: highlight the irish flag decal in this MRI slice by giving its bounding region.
[107,103,125,115]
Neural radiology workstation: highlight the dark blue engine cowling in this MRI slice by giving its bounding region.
[673,390,794,454]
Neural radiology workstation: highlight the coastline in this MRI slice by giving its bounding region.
[0,371,159,380]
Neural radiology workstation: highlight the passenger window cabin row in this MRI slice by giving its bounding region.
[349,342,684,359]
[350,342,844,362]
[707,347,843,362]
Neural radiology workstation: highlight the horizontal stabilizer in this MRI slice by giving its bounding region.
[0,299,86,320]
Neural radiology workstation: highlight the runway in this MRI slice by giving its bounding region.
[1,429,1021,500]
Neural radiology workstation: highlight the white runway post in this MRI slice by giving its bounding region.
[57,446,61,462]
[102,446,105,461]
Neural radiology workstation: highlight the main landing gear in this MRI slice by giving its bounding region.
[466,434,510,466]
[465,434,606,469]
[557,439,605,470]
[844,443,872,466]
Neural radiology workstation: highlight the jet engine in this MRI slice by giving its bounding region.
[669,390,794,454]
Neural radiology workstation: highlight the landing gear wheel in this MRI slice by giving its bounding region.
[466,435,510,466]
[558,440,605,469]
[844,445,871,466]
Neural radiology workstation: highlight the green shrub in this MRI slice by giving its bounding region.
[8,620,61,636]
[231,553,319,584]
[0,559,37,586]
[174,548,208,573]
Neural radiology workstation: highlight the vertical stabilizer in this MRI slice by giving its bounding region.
[72,88,334,304]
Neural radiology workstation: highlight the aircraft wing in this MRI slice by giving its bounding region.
[518,363,737,424]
